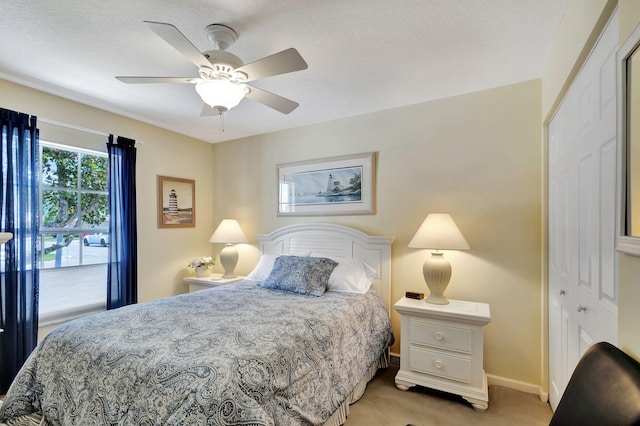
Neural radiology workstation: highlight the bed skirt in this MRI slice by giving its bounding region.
[323,352,389,426]
[0,402,43,426]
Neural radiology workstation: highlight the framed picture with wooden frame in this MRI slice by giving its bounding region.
[157,175,195,228]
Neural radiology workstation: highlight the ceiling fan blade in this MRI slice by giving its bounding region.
[245,84,299,114]
[116,77,197,84]
[143,21,212,70]
[236,48,308,82]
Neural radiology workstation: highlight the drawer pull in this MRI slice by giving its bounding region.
[434,360,444,369]
[434,331,444,341]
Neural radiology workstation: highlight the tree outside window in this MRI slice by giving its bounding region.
[40,143,109,268]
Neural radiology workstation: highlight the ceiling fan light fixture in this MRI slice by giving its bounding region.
[195,79,245,112]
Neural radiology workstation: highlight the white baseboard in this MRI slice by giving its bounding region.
[486,374,548,403]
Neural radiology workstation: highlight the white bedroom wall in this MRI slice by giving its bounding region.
[1,78,216,307]
[210,79,543,388]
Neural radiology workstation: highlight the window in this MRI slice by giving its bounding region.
[39,142,109,325]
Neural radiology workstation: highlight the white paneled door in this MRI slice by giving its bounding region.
[548,11,618,411]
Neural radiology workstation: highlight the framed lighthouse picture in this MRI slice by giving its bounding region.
[277,152,376,216]
[157,175,196,228]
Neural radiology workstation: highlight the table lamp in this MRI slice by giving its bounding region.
[209,219,248,278]
[408,214,470,304]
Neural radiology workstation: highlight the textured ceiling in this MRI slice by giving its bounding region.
[0,1,567,143]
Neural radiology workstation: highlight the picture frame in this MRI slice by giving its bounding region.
[157,175,196,228]
[277,152,376,216]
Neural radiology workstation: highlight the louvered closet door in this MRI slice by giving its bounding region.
[548,10,618,411]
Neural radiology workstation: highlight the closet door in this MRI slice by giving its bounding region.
[548,11,618,411]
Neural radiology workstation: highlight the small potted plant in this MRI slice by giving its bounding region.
[188,256,215,277]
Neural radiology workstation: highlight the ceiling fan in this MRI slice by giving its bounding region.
[116,21,308,115]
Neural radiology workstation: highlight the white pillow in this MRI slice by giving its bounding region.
[246,254,279,281]
[325,257,377,294]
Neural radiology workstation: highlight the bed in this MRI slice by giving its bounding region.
[0,223,394,425]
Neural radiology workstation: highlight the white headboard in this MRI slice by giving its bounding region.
[255,223,394,311]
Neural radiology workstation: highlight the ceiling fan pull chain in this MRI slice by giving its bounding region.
[219,110,225,133]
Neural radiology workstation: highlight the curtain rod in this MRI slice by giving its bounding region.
[38,117,144,145]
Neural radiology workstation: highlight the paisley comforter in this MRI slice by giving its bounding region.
[0,281,393,425]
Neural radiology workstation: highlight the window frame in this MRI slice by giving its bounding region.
[38,141,109,325]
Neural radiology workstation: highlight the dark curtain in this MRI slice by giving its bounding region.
[106,135,137,309]
[0,108,40,394]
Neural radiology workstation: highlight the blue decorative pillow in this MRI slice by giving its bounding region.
[258,255,338,296]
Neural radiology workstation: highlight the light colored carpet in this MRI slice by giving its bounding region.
[345,360,553,426]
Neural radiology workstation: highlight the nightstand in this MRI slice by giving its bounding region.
[183,274,244,292]
[394,297,491,411]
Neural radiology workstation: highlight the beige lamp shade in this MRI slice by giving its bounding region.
[209,219,248,279]
[208,219,248,244]
[408,213,470,250]
[409,214,469,305]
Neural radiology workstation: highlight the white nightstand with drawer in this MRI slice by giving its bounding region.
[394,297,491,411]
[183,275,244,292]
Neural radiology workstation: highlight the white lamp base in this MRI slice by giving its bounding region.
[422,251,452,305]
[219,244,239,279]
